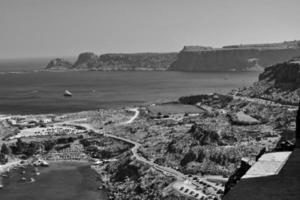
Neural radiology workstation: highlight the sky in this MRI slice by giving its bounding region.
[0,0,300,59]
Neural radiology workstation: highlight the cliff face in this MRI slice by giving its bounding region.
[46,52,177,71]
[97,53,177,71]
[259,57,300,88]
[235,56,300,105]
[72,52,100,69]
[169,41,300,72]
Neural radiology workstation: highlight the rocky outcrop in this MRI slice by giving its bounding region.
[228,111,260,125]
[258,57,300,89]
[179,93,233,108]
[224,159,251,194]
[46,52,177,71]
[97,53,177,71]
[189,124,220,145]
[169,40,300,72]
[72,52,100,69]
[236,56,300,105]
[297,101,300,148]
[45,58,72,70]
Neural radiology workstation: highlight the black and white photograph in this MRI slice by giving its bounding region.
[0,0,299,199]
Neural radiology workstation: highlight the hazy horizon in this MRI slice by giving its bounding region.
[1,0,300,59]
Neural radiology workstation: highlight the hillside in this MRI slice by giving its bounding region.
[169,40,300,72]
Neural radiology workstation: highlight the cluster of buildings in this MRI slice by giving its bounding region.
[9,125,86,140]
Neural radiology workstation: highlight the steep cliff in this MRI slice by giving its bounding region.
[169,41,300,72]
[97,53,177,71]
[235,56,300,105]
[258,56,300,88]
[72,52,100,69]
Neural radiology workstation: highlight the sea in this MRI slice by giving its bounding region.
[0,161,107,200]
[0,58,260,115]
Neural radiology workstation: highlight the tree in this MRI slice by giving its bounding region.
[0,153,7,164]
[1,143,10,155]
[15,138,27,154]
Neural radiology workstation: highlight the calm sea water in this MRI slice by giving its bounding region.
[0,161,107,200]
[0,70,259,114]
[0,58,259,114]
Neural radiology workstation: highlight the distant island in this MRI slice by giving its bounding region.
[46,40,300,72]
[46,52,178,71]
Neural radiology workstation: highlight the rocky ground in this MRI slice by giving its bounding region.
[0,90,296,200]
[91,91,295,199]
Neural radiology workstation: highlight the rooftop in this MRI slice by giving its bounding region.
[224,148,300,200]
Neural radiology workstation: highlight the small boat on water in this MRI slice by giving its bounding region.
[40,160,49,167]
[64,90,72,97]
[2,174,9,178]
[33,167,40,175]
[0,177,3,189]
[98,185,104,190]
[33,159,49,167]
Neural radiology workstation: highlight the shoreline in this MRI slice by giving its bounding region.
[0,160,22,174]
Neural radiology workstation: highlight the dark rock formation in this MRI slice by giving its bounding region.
[228,111,260,125]
[224,159,251,194]
[189,124,220,145]
[169,40,300,72]
[236,56,300,105]
[80,137,131,159]
[180,151,197,166]
[97,53,177,71]
[258,57,300,89]
[45,58,72,69]
[72,52,100,69]
[179,93,233,108]
[182,46,213,52]
[46,52,177,71]
[297,101,300,148]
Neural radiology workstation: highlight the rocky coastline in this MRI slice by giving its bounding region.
[46,40,300,72]
[169,40,300,72]
[234,56,300,105]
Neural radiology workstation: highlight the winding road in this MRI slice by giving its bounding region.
[232,95,297,110]
[63,107,186,180]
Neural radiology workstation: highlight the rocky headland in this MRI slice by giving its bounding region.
[234,56,300,105]
[46,40,300,72]
[46,52,178,71]
[169,40,300,72]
